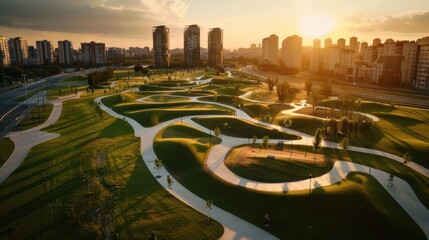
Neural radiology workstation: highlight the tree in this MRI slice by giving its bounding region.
[320,82,332,97]
[205,199,214,224]
[214,127,221,137]
[276,81,289,103]
[283,118,293,128]
[402,152,412,165]
[313,128,323,159]
[388,174,395,188]
[339,137,350,150]
[266,78,275,93]
[311,93,320,115]
[252,134,257,148]
[305,80,313,94]
[133,65,144,75]
[154,159,163,178]
[261,135,270,148]
[95,104,103,120]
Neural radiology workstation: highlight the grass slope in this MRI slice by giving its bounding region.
[0,137,15,167]
[154,124,426,240]
[0,93,223,239]
[14,104,54,131]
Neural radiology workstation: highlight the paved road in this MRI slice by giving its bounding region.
[0,68,103,137]
[241,67,429,109]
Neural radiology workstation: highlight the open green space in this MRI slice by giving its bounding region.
[225,145,333,183]
[0,93,223,239]
[0,137,14,167]
[143,95,190,103]
[63,76,87,82]
[102,94,234,127]
[154,124,426,240]
[192,116,301,140]
[315,100,429,168]
[14,104,54,131]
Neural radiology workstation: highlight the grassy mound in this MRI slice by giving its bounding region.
[154,125,426,240]
[192,116,300,140]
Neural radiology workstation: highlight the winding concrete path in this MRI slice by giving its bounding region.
[97,90,429,239]
[0,92,83,184]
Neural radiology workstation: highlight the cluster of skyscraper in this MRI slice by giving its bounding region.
[0,36,107,67]
[152,25,223,68]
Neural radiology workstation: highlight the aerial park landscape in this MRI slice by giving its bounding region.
[0,67,428,239]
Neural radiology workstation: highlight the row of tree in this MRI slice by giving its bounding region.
[88,67,114,86]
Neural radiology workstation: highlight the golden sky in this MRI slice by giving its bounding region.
[0,0,428,49]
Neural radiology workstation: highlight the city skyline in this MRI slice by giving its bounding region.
[0,0,429,49]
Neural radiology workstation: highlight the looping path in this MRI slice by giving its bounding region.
[0,92,83,184]
[97,89,429,239]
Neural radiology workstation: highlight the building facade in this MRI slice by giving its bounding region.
[261,34,278,65]
[153,25,170,68]
[416,37,429,90]
[0,36,10,67]
[184,25,200,67]
[8,37,28,66]
[81,42,106,65]
[281,35,302,69]
[208,28,223,66]
[58,40,74,65]
[36,40,54,65]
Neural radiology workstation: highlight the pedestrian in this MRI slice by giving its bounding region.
[264,213,270,227]
[148,231,158,240]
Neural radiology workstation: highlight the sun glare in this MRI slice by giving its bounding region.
[299,15,335,38]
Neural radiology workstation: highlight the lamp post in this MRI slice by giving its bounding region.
[22,74,29,118]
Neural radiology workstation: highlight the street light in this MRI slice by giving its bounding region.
[22,74,29,118]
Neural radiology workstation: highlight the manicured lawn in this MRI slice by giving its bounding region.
[154,124,426,240]
[102,95,234,127]
[0,137,14,167]
[63,76,87,82]
[14,104,53,131]
[0,94,223,239]
[317,100,429,168]
[143,95,190,103]
[192,116,301,140]
[225,145,333,182]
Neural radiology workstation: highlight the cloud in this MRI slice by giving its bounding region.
[345,11,429,33]
[0,0,188,38]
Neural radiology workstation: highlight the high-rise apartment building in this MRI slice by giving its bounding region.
[153,25,170,67]
[310,39,323,72]
[262,34,278,65]
[208,28,223,66]
[324,38,332,48]
[373,38,382,47]
[8,37,28,66]
[184,24,200,67]
[0,36,10,67]
[81,41,106,65]
[36,40,54,65]
[27,46,38,65]
[281,35,302,69]
[350,37,359,52]
[58,40,74,65]
[416,37,429,90]
[337,38,346,49]
[401,41,418,85]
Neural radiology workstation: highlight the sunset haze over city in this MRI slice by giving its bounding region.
[1,0,429,48]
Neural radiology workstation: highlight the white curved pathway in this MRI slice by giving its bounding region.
[0,92,83,184]
[97,91,429,239]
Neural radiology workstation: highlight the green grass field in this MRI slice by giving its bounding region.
[0,93,223,239]
[192,116,300,140]
[0,137,14,167]
[102,95,234,127]
[63,76,87,82]
[14,104,53,131]
[314,100,429,168]
[225,145,333,183]
[143,95,190,103]
[154,124,426,240]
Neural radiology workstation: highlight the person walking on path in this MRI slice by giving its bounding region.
[264,213,270,227]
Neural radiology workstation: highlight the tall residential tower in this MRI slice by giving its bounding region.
[153,25,170,67]
[208,28,223,66]
[184,25,200,67]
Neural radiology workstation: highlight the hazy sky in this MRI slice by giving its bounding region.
[0,0,429,49]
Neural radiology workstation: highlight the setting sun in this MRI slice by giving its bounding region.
[299,15,335,38]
